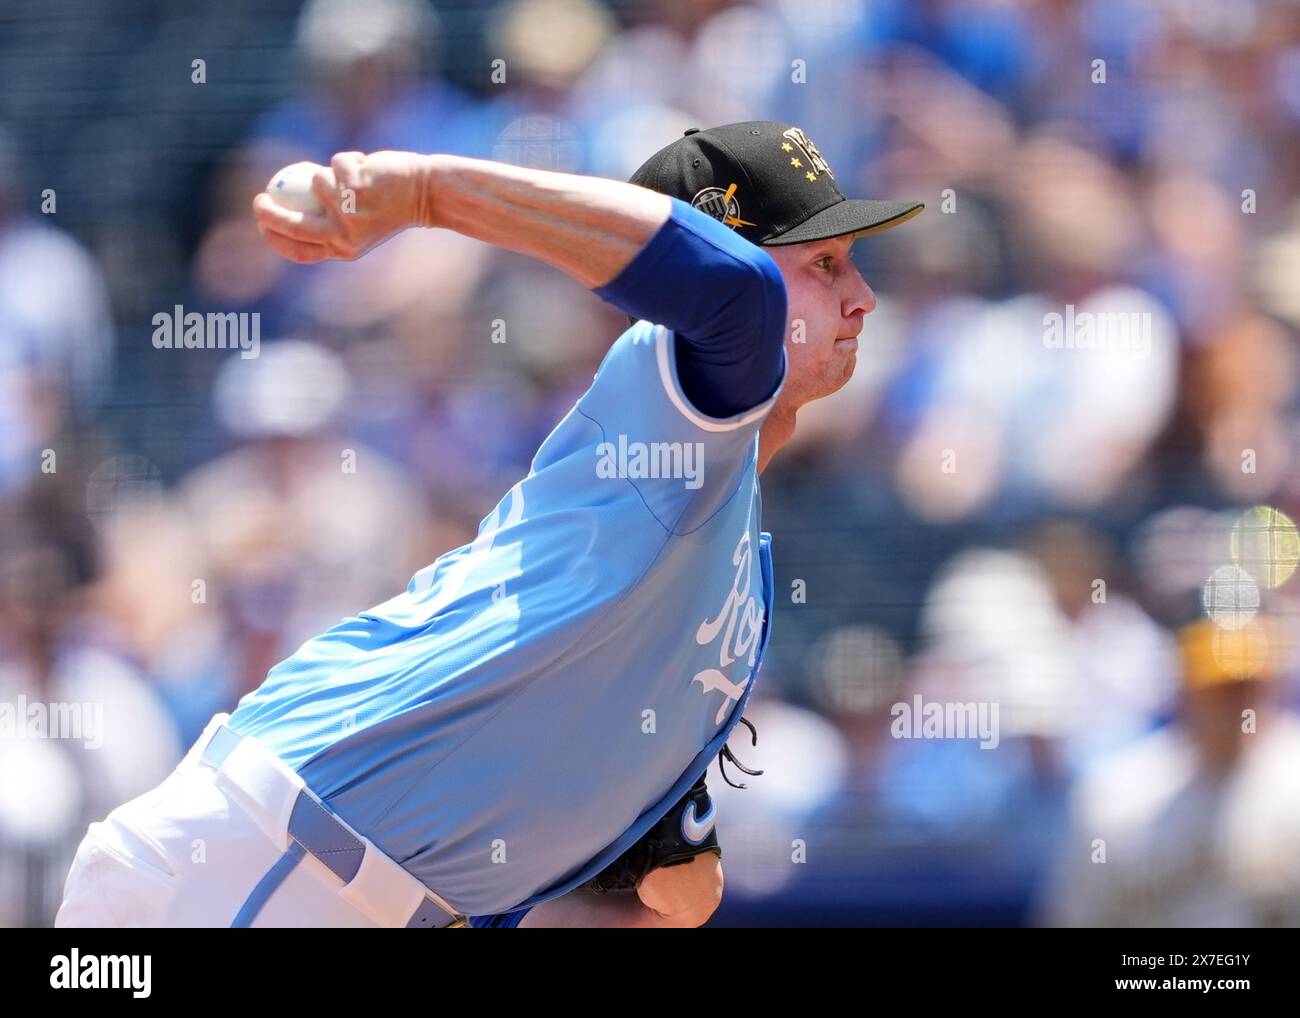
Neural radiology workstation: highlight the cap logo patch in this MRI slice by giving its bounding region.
[781,127,833,182]
[690,183,756,230]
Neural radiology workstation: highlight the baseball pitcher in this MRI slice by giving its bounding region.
[55,121,921,928]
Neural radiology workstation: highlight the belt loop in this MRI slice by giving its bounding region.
[180,712,232,771]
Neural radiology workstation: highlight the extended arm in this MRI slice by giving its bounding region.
[252,151,670,287]
[252,151,786,418]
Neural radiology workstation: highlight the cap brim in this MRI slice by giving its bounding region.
[763,199,924,245]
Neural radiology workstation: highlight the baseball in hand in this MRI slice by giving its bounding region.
[265,162,325,214]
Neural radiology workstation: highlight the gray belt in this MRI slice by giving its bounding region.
[198,725,464,928]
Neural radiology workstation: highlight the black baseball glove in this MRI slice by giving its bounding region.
[583,771,721,894]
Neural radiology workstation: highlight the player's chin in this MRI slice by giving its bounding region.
[818,356,856,398]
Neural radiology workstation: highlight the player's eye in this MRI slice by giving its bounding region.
[814,255,833,272]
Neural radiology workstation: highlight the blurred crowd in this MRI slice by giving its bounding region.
[3,0,1300,927]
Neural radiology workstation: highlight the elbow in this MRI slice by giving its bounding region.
[638,853,725,928]
[676,860,725,928]
[674,855,725,928]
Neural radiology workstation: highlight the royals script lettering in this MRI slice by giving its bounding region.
[692,532,765,724]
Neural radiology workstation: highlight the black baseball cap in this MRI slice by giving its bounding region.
[629,120,923,246]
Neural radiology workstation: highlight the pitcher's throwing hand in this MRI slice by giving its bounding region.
[253,150,429,263]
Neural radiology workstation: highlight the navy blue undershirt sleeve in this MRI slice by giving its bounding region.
[592,197,787,419]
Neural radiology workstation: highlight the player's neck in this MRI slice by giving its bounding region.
[757,403,797,474]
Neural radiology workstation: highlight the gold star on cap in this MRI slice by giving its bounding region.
[780,142,793,152]
[805,171,816,182]
[790,157,802,168]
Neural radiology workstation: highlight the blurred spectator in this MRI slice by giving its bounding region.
[247,0,477,167]
[0,507,180,926]
[164,341,429,727]
[0,127,115,496]
[1038,619,1300,927]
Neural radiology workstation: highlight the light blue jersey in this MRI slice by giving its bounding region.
[228,202,788,919]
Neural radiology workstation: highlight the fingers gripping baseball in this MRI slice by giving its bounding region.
[253,150,425,263]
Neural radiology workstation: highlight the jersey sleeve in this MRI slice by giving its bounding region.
[592,196,787,421]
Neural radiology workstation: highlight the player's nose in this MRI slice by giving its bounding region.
[844,263,876,318]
